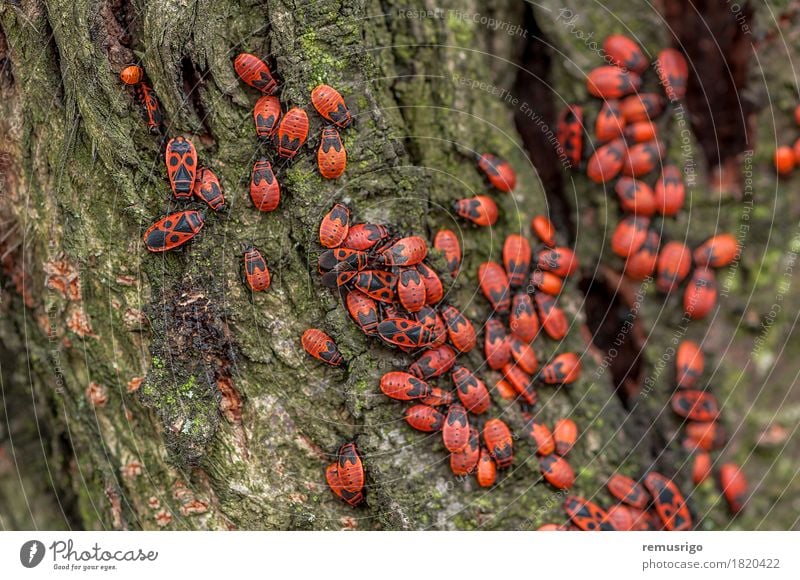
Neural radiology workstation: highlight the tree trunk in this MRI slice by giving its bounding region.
[0,0,796,531]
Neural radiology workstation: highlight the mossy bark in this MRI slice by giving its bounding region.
[0,0,795,531]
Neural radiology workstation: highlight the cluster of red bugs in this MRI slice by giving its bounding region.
[554,34,749,525]
[674,340,748,513]
[238,52,351,215]
[301,152,591,502]
[120,65,217,256]
[557,37,742,319]
[129,51,354,291]
[538,471,690,530]
[773,104,800,175]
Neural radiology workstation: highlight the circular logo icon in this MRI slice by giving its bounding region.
[20,540,46,568]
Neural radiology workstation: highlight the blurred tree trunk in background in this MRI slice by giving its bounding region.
[0,0,796,530]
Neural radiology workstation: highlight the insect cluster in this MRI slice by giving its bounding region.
[555,34,749,521]
[299,151,592,502]
[673,340,748,513]
[556,37,742,320]
[129,52,354,290]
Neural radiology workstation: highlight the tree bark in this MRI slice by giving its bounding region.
[0,0,796,531]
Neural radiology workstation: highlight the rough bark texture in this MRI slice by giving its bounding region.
[0,0,797,531]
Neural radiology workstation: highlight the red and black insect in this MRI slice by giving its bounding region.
[250,158,280,212]
[135,83,163,134]
[440,304,476,353]
[656,241,692,293]
[611,215,650,258]
[484,317,511,370]
[377,317,438,349]
[534,293,568,340]
[311,84,351,128]
[586,66,641,99]
[353,270,397,302]
[234,53,277,94]
[556,105,584,168]
[397,267,426,313]
[443,403,470,453]
[586,138,626,184]
[378,236,428,266]
[619,93,665,123]
[624,229,660,281]
[676,340,704,390]
[434,229,461,277]
[531,215,557,247]
[605,504,635,531]
[684,267,717,320]
[536,247,578,278]
[528,421,555,456]
[539,352,581,385]
[143,210,204,252]
[120,65,143,85]
[192,167,225,211]
[325,463,363,507]
[452,365,491,414]
[622,140,664,178]
[623,120,658,143]
[476,447,497,487]
[320,247,365,274]
[671,390,720,422]
[404,404,444,432]
[253,95,281,139]
[503,234,531,288]
[692,452,712,486]
[317,126,346,179]
[276,107,309,158]
[615,177,656,216]
[502,363,537,405]
[539,454,575,490]
[342,223,390,251]
[694,233,738,269]
[719,463,747,513]
[416,263,444,305]
[165,136,197,198]
[483,418,513,469]
[453,195,498,227]
[684,420,726,452]
[478,261,511,313]
[319,203,350,249]
[380,371,430,401]
[243,245,271,292]
[415,305,447,346]
[553,418,578,456]
[509,337,538,374]
[302,328,345,367]
[563,496,616,531]
[603,34,648,73]
[421,386,456,407]
[409,344,456,380]
[530,270,564,296]
[643,472,692,531]
[656,48,689,101]
[337,442,365,493]
[510,292,539,342]
[595,100,625,143]
[345,290,379,335]
[607,474,650,509]
[494,379,517,401]
[477,153,517,192]
[450,427,480,476]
